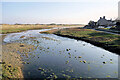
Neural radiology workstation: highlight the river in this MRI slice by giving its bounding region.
[3,28,118,78]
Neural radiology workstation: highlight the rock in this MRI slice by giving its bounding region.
[42,69,45,71]
[50,75,52,77]
[83,44,85,46]
[36,41,39,43]
[66,61,69,64]
[110,59,112,61]
[103,62,106,64]
[8,64,12,67]
[38,68,42,70]
[68,53,71,55]
[20,36,25,38]
[66,49,69,51]
[23,62,26,64]
[78,56,82,58]
[53,75,57,79]
[52,73,54,75]
[106,75,111,78]
[110,62,113,64]
[20,45,24,47]
[83,60,86,63]
[69,69,73,72]
[80,61,82,62]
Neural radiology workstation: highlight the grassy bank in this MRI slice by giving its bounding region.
[0,24,83,34]
[2,42,35,79]
[39,29,59,34]
[0,24,53,34]
[41,28,120,54]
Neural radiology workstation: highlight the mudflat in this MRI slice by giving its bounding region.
[2,41,35,78]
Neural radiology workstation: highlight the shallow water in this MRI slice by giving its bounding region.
[3,28,118,78]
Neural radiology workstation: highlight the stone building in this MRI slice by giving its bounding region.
[96,16,115,27]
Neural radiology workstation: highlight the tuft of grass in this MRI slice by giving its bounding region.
[54,28,120,54]
[40,29,59,34]
[2,63,22,78]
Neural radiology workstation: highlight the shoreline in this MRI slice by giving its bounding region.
[55,33,120,55]
[2,40,35,79]
[1,27,52,34]
[40,28,120,55]
[1,24,83,34]
[1,26,119,79]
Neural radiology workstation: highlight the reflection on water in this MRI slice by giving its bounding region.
[3,28,118,78]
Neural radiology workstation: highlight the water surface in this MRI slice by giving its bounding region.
[3,28,118,78]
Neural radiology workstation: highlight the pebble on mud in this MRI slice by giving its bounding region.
[103,62,107,64]
[83,60,86,63]
[38,68,42,70]
[66,49,69,51]
[20,36,25,38]
[66,61,69,64]
[80,61,82,62]
[68,53,71,55]
[78,56,82,58]
[20,44,24,47]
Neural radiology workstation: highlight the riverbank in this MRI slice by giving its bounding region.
[0,24,83,34]
[2,37,35,79]
[1,27,118,79]
[40,28,120,54]
[1,24,52,34]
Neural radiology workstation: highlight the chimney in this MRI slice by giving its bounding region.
[103,16,105,19]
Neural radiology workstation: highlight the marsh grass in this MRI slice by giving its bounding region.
[40,29,59,34]
[1,24,83,34]
[43,28,120,54]
[55,28,120,46]
[1,24,53,34]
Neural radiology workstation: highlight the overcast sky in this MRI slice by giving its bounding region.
[2,0,120,24]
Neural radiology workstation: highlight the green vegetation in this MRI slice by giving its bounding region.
[53,28,120,54]
[1,24,83,34]
[55,28,119,44]
[1,24,53,34]
[40,29,59,34]
[2,63,23,79]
